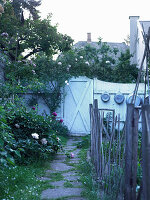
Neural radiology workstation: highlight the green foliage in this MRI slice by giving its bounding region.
[112,49,138,83]
[0,105,22,167]
[0,96,69,166]
[58,43,138,83]
[0,2,73,61]
[3,100,67,164]
[0,159,51,200]
[77,148,99,200]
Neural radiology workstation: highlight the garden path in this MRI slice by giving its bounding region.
[41,137,87,200]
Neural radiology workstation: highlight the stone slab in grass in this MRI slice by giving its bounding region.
[54,154,66,160]
[38,177,51,181]
[64,175,80,181]
[41,188,83,199]
[62,171,78,177]
[68,160,80,164]
[65,198,87,200]
[50,162,74,171]
[50,180,66,187]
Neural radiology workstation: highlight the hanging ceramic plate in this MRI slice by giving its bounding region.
[101,92,110,102]
[126,94,142,106]
[114,93,125,104]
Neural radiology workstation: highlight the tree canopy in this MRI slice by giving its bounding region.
[0,1,73,61]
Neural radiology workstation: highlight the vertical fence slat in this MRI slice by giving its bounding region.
[132,108,139,200]
[125,103,134,200]
[142,105,150,200]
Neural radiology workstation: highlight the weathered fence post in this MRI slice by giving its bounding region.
[89,104,93,158]
[142,104,150,200]
[124,103,139,200]
[132,107,139,200]
[93,99,100,175]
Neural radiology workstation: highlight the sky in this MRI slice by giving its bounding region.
[39,0,150,44]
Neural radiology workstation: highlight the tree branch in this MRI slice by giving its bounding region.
[23,48,41,59]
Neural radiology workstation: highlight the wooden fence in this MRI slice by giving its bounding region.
[89,99,150,200]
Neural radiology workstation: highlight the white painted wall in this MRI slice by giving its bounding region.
[33,76,145,135]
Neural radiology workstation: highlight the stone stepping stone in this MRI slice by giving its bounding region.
[50,162,74,171]
[64,175,80,181]
[62,171,78,177]
[50,180,66,187]
[68,160,79,164]
[65,198,87,200]
[38,177,51,181]
[50,180,82,188]
[41,188,83,199]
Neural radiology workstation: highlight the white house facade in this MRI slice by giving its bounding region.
[129,16,150,69]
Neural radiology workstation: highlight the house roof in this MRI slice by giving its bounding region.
[74,40,129,58]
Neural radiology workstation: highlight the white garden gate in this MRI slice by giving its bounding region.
[63,77,93,136]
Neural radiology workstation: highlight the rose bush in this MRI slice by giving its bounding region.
[1,100,68,164]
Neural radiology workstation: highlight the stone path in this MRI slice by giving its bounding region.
[41,137,87,200]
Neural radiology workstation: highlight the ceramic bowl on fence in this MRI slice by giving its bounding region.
[126,94,142,107]
[101,92,110,102]
[114,93,125,104]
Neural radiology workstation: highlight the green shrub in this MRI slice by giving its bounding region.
[2,100,68,164]
[0,105,21,167]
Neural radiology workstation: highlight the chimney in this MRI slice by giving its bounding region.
[129,16,139,65]
[87,33,91,43]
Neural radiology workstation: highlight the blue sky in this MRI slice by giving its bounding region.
[40,0,150,44]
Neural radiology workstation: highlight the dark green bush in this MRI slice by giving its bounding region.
[0,105,21,167]
[2,100,68,164]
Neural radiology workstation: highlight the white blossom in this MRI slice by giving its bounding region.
[75,58,78,61]
[32,70,36,75]
[85,61,90,66]
[41,138,47,145]
[68,64,71,68]
[80,56,83,59]
[15,124,20,128]
[106,60,110,64]
[31,133,39,139]
[67,67,69,72]
[56,137,61,142]
[58,62,62,65]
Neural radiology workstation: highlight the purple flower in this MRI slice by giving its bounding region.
[1,32,8,37]
[60,119,63,123]
[70,152,74,158]
[32,107,35,110]
[52,112,57,116]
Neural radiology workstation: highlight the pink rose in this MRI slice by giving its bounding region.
[52,112,57,116]
[60,119,63,123]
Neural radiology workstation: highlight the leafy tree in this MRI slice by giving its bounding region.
[11,0,41,20]
[112,49,138,83]
[0,2,73,61]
